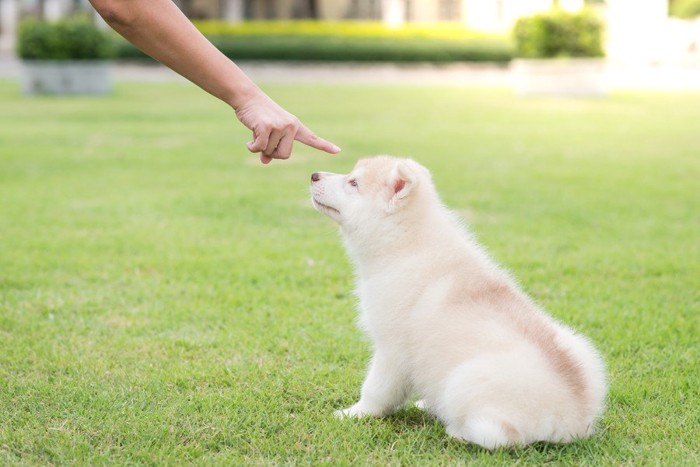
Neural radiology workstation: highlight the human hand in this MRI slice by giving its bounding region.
[233,89,341,164]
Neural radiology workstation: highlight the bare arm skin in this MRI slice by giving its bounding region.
[89,0,341,164]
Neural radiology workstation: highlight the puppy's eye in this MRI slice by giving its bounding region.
[348,179,358,187]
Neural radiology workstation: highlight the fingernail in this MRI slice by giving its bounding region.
[331,145,341,153]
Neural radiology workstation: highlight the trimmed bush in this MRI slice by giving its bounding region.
[513,9,604,59]
[114,21,513,63]
[210,35,512,63]
[18,17,115,60]
[193,20,499,41]
[671,0,700,19]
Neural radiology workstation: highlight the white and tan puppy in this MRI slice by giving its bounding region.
[310,156,607,450]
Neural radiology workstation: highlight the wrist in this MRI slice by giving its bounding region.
[225,78,262,111]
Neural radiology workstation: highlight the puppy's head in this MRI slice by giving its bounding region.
[310,156,430,230]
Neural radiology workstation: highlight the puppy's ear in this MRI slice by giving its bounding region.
[387,161,418,210]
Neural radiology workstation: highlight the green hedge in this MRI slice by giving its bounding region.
[193,20,500,41]
[513,9,604,59]
[671,0,700,19]
[18,17,115,60]
[115,21,513,63]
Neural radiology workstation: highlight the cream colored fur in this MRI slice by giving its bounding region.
[310,156,607,450]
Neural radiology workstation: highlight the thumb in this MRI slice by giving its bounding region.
[247,129,269,153]
[295,125,341,154]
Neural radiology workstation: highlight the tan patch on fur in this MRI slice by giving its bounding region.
[501,421,520,443]
[522,319,587,401]
[470,281,513,304]
[460,278,588,404]
[353,157,396,196]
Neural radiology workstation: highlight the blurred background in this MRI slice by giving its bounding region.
[1,0,699,92]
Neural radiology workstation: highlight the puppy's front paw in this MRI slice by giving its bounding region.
[334,403,372,419]
[333,408,353,419]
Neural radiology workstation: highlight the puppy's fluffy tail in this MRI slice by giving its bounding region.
[446,417,519,450]
[438,344,601,449]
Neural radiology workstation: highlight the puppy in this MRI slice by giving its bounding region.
[310,156,607,450]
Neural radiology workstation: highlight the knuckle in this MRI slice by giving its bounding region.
[271,148,290,159]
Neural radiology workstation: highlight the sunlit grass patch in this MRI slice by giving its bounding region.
[0,81,698,464]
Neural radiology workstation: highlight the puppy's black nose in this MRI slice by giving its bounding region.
[311,172,321,182]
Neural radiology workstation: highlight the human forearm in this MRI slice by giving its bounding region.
[90,0,256,108]
[89,0,340,161]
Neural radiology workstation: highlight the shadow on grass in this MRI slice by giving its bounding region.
[382,405,607,460]
[387,406,435,429]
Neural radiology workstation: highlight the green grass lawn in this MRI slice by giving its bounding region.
[0,80,698,465]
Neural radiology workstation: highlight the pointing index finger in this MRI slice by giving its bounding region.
[295,125,341,154]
